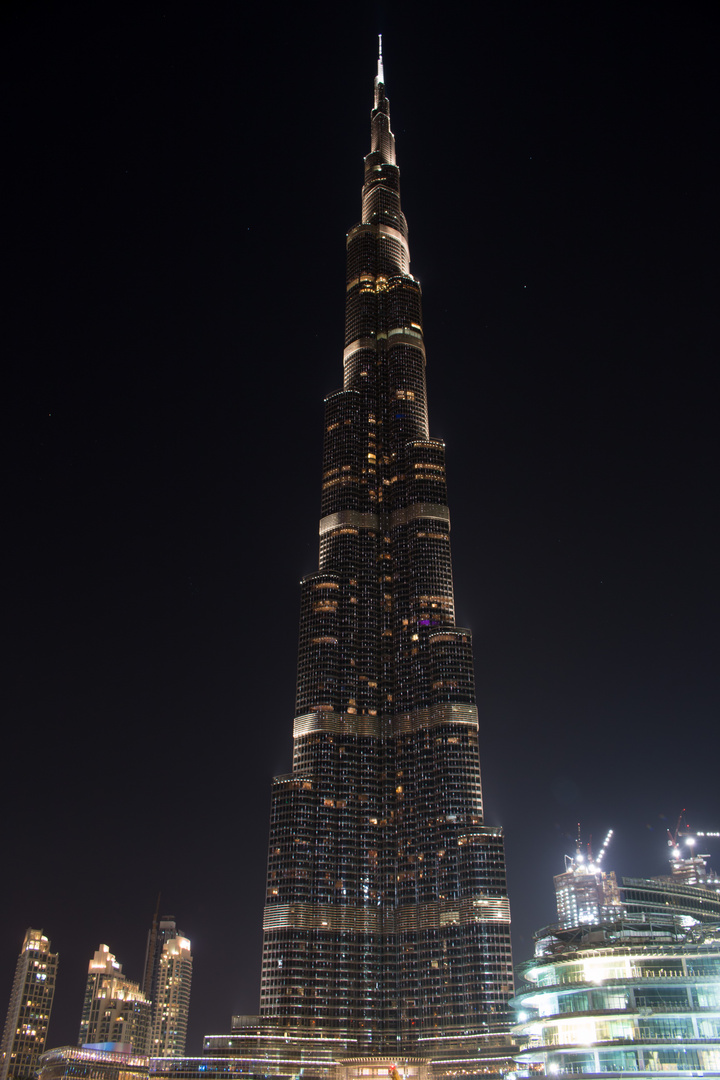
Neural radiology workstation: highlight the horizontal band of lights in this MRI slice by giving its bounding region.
[319,509,381,535]
[339,1056,430,1064]
[263,903,382,932]
[347,220,410,249]
[417,1034,515,1047]
[292,702,479,739]
[151,1055,342,1073]
[293,711,381,738]
[389,502,449,528]
[263,896,510,933]
[392,896,511,931]
[391,703,477,735]
[42,1048,149,1068]
[317,502,450,538]
[343,334,426,363]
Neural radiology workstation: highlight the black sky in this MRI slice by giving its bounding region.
[3,0,718,1058]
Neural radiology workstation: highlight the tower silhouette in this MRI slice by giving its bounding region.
[258,41,514,1062]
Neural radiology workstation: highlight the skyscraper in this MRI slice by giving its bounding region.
[140,912,192,1054]
[0,929,57,1080]
[142,914,185,1004]
[258,40,514,1067]
[151,936,193,1057]
[553,832,622,928]
[554,861,622,928]
[78,945,151,1055]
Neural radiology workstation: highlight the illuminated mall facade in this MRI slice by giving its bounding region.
[513,847,720,1076]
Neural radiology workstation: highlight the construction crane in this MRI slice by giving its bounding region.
[568,824,614,873]
[664,813,720,887]
[595,828,614,868]
[667,809,688,850]
[585,828,614,871]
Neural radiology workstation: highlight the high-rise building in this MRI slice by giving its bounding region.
[552,831,720,932]
[151,936,192,1057]
[554,862,622,928]
[0,929,58,1080]
[256,38,514,1068]
[78,945,151,1055]
[553,836,623,929]
[140,912,192,1056]
[142,913,185,1004]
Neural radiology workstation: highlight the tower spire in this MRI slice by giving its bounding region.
[374,34,386,110]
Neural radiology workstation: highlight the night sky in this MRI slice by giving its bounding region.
[3,0,718,1058]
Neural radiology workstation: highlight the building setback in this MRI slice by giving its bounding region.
[0,929,57,1080]
[252,39,513,1070]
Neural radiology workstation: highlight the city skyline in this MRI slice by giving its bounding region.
[3,4,718,1058]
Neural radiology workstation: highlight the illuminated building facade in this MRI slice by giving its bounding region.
[40,1047,150,1080]
[142,917,185,1004]
[79,946,152,1055]
[0,929,58,1080]
[151,937,193,1057]
[258,40,513,1070]
[513,852,720,1076]
[140,915,192,1058]
[554,864,622,930]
